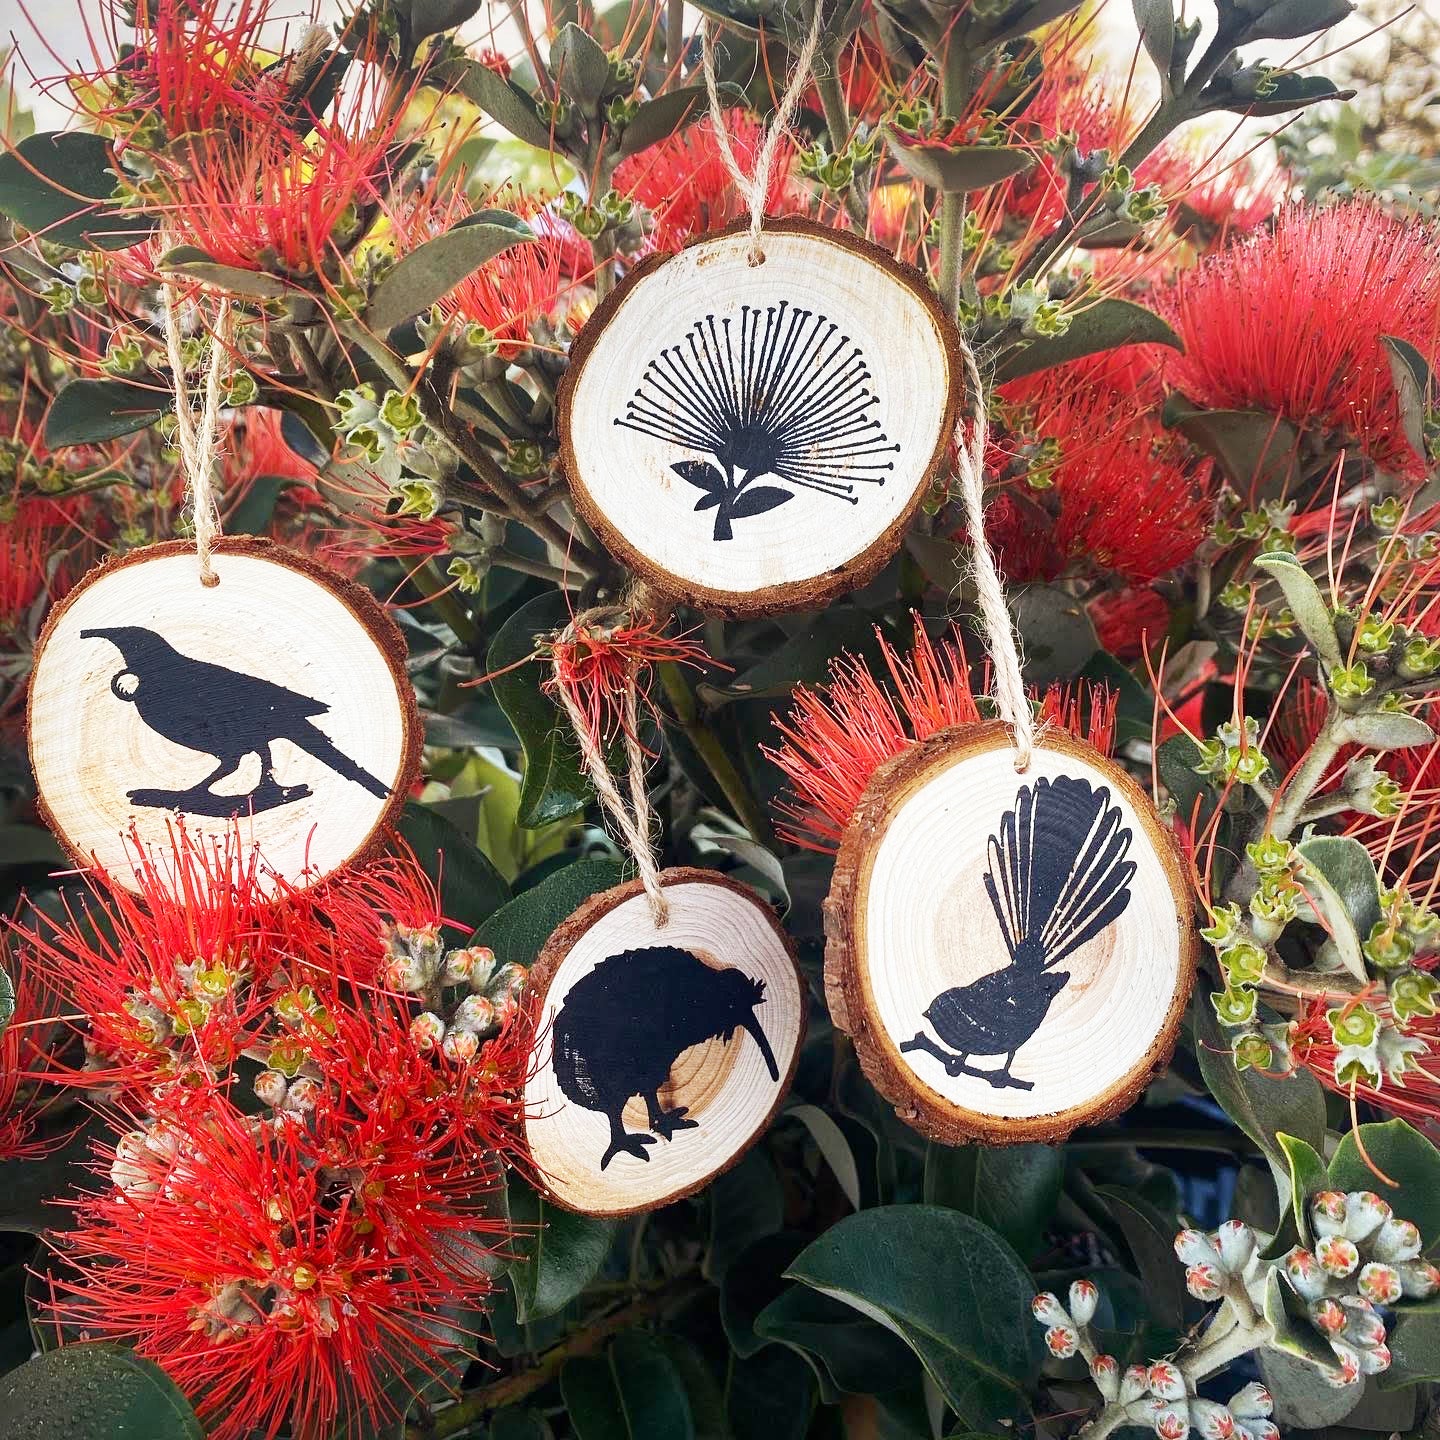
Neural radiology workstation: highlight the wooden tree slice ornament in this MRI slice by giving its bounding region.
[523,869,805,1215]
[558,216,963,616]
[825,723,1195,1144]
[27,538,420,892]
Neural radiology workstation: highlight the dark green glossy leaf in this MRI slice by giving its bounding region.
[1327,1120,1440,1248]
[656,1339,727,1440]
[1388,1311,1440,1383]
[726,1345,816,1440]
[1162,397,1301,495]
[720,1231,811,1357]
[885,135,1035,192]
[755,1285,924,1398]
[562,1333,695,1440]
[491,1406,555,1440]
[432,57,555,149]
[470,858,624,965]
[922,1143,1062,1261]
[787,1205,1038,1430]
[620,86,711,156]
[1382,334,1432,461]
[707,1146,784,1280]
[993,298,1181,383]
[787,1105,861,1212]
[157,244,290,298]
[45,378,169,447]
[399,800,511,930]
[1276,1133,1328,1242]
[1094,1185,1187,1329]
[367,216,534,332]
[0,1119,105,1234]
[1012,584,1097,683]
[488,591,593,827]
[1157,733,1211,828]
[227,476,288,536]
[0,1343,203,1438]
[507,1173,616,1323]
[0,132,150,250]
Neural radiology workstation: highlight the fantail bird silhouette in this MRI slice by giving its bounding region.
[901,775,1136,1091]
[551,946,779,1170]
[82,626,390,811]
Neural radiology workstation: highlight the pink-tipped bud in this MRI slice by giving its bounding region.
[1246,1422,1280,1440]
[1309,1298,1346,1335]
[1227,1384,1272,1421]
[1372,1216,1422,1263]
[489,961,527,998]
[253,1069,288,1107]
[1190,1400,1236,1440]
[1316,1235,1360,1278]
[1357,1343,1391,1375]
[1357,1261,1402,1305]
[1216,1220,1255,1274]
[1309,1191,1348,1238]
[1120,1366,1151,1404]
[441,1028,480,1062]
[1091,1354,1120,1401]
[1340,1301,1386,1349]
[1186,1264,1226,1301]
[1175,1229,1222,1267]
[1032,1292,1069,1326]
[1069,1278,1099,1325]
[1154,1405,1190,1440]
[1326,1342,1361,1388]
[1400,1259,1440,1298]
[1283,1246,1329,1300]
[452,993,497,1034]
[1343,1190,1392,1243]
[409,1011,446,1052]
[284,1078,318,1114]
[1045,1325,1078,1358]
[1148,1362,1186,1401]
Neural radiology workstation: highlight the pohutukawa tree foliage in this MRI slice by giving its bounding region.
[0,0,1439,1437]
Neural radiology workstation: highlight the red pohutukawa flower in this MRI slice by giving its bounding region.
[53,1081,516,1440]
[1162,202,1440,478]
[764,617,1118,851]
[1089,587,1171,661]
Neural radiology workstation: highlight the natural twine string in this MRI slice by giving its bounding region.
[701,0,826,265]
[160,281,232,587]
[954,341,1036,772]
[552,613,670,926]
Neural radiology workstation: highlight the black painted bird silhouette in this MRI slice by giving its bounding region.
[900,776,1135,1092]
[551,946,779,1169]
[83,626,390,817]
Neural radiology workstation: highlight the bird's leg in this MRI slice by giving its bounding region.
[645,1092,698,1141]
[599,1110,656,1169]
[900,1031,966,1073]
[984,1051,1035,1092]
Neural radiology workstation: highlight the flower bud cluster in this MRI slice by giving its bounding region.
[394,937,527,1062]
[1176,1222,1260,1303]
[1280,1190,1439,1385]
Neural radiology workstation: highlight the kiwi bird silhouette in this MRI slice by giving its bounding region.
[82,626,390,813]
[901,776,1135,1091]
[551,946,779,1169]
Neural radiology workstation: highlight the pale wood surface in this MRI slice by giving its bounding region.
[525,870,804,1215]
[560,218,961,616]
[28,540,417,892]
[825,724,1195,1144]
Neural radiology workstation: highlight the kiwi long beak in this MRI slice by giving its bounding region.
[743,1013,779,1081]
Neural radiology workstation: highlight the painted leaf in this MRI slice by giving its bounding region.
[729,485,794,519]
[673,460,725,494]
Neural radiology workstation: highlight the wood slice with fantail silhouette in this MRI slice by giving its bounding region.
[27,538,420,892]
[558,217,963,618]
[824,723,1196,1145]
[523,869,805,1215]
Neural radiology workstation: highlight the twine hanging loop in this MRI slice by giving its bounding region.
[700,0,826,265]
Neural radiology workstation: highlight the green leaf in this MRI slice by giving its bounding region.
[470,858,624,966]
[44,378,169,447]
[1344,710,1436,750]
[550,22,612,108]
[1080,652,1156,748]
[1162,397,1301,495]
[491,1406,555,1440]
[885,135,1035,192]
[1388,1311,1440,1382]
[787,1205,1038,1430]
[1157,733,1212,828]
[432,57,555,150]
[1276,1133,1328,1242]
[721,1232,810,1357]
[1012,584,1098,683]
[1294,835,1380,982]
[922,1143,1062,1262]
[707,1147,784,1280]
[656,1339,728,1440]
[1254,553,1342,666]
[0,132,150,250]
[562,1334,695,1440]
[157,244,291,298]
[1131,0,1175,90]
[726,1346,816,1440]
[395,0,485,43]
[1216,73,1351,118]
[488,591,593,827]
[620,86,712,156]
[1382,334,1432,460]
[1093,1185,1187,1329]
[507,1173,616,1323]
[399,800,511,930]
[0,1343,204,1438]
[786,1105,861,1212]
[1261,1267,1343,1374]
[993,298,1181,383]
[0,1119,105,1234]
[1327,1120,1440,1248]
[1256,1344,1363,1428]
[227,476,288,536]
[367,215,534,332]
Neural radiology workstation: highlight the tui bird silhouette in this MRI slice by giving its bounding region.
[82,626,390,816]
[900,775,1135,1091]
[551,946,779,1170]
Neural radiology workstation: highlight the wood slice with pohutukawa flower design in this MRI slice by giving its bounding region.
[26,538,420,893]
[557,217,963,617]
[824,723,1196,1144]
[522,869,805,1215]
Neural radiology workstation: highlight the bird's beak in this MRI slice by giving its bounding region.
[742,1012,779,1081]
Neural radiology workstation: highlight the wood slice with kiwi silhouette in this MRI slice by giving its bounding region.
[824,723,1196,1145]
[557,217,963,618]
[523,868,805,1215]
[27,538,420,893]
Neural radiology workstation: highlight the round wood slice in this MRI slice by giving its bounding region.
[824,723,1195,1144]
[523,868,805,1215]
[27,537,420,893]
[558,216,963,617]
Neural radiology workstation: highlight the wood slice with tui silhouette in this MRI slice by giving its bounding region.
[27,538,420,892]
[523,869,805,1215]
[824,723,1196,1144]
[558,217,962,618]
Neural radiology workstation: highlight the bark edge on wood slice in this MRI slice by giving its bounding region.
[522,867,805,1215]
[26,536,421,892]
[823,722,1196,1144]
[557,216,964,618]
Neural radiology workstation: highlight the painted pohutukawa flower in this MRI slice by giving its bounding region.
[1161,202,1440,478]
[764,616,1117,850]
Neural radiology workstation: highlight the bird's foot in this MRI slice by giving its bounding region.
[970,1066,1034,1092]
[126,778,312,819]
[599,1131,656,1169]
[650,1106,698,1140]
